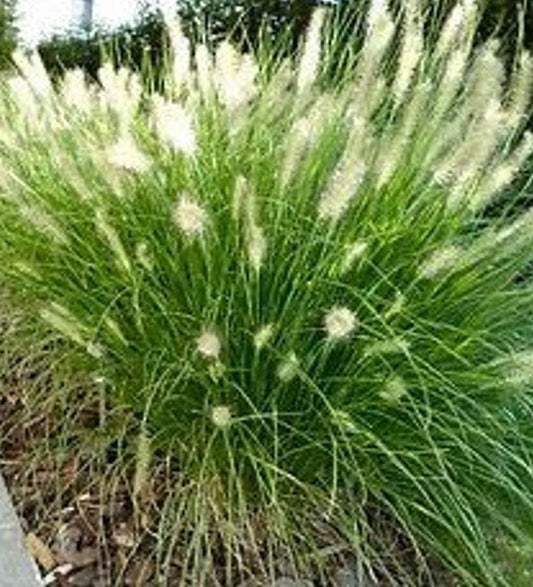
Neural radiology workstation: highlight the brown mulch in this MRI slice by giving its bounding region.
[0,370,172,586]
[0,366,456,587]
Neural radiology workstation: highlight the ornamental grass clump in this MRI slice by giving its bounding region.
[1,0,533,584]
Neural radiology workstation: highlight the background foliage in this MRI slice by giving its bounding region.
[0,0,17,68]
[32,0,533,80]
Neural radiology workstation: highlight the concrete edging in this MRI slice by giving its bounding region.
[0,475,43,586]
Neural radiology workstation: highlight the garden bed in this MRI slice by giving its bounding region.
[0,371,454,586]
[1,1,533,585]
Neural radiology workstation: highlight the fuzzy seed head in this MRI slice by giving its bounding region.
[379,376,408,403]
[254,324,274,350]
[281,118,314,187]
[40,303,86,346]
[8,76,39,120]
[364,337,410,357]
[215,41,258,110]
[443,100,506,199]
[247,224,267,271]
[435,1,467,57]
[135,242,154,271]
[195,44,213,94]
[61,68,92,113]
[162,10,191,87]
[107,135,150,173]
[438,49,469,109]
[324,307,357,340]
[465,42,504,117]
[19,205,68,245]
[472,208,533,257]
[367,0,389,26]
[297,8,326,93]
[418,245,462,279]
[474,132,533,209]
[277,352,300,382]
[95,209,132,274]
[153,97,196,155]
[196,330,221,360]
[507,51,533,128]
[280,96,331,186]
[366,0,394,56]
[86,342,104,359]
[215,40,240,82]
[13,50,51,97]
[376,140,404,187]
[173,195,207,238]
[393,20,423,106]
[133,430,151,498]
[340,241,368,274]
[239,54,259,95]
[484,165,516,197]
[98,65,141,127]
[318,160,367,222]
[211,405,232,428]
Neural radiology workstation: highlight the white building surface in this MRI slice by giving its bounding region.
[17,0,146,46]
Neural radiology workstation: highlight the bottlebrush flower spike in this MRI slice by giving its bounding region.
[94,209,132,275]
[254,324,274,350]
[98,65,142,129]
[473,132,533,211]
[161,7,191,89]
[61,68,93,113]
[297,8,327,93]
[418,245,462,279]
[214,41,258,110]
[153,96,196,156]
[340,241,368,275]
[507,50,533,128]
[40,303,88,347]
[173,194,208,238]
[197,330,221,360]
[195,44,213,94]
[324,307,357,340]
[318,157,367,222]
[379,376,408,403]
[247,224,267,271]
[12,50,52,97]
[107,135,150,173]
[19,205,68,245]
[393,1,423,106]
[277,352,300,382]
[211,406,232,428]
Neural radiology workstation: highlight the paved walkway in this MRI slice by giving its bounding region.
[0,475,42,586]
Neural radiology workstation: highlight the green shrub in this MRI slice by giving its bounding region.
[0,0,17,69]
[2,0,533,584]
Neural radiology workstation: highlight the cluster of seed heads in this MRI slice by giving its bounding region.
[2,0,533,426]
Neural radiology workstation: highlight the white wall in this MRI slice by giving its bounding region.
[17,0,143,47]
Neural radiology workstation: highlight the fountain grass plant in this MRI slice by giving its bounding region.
[1,0,533,584]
